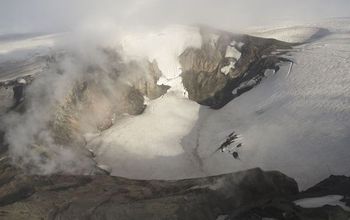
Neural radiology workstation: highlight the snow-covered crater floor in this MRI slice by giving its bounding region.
[89,19,350,189]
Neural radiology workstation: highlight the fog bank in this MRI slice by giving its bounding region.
[0,0,350,33]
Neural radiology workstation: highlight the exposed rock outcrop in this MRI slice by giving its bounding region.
[221,175,350,220]
[180,27,292,108]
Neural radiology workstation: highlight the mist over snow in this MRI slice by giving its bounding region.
[0,38,111,174]
[0,23,202,174]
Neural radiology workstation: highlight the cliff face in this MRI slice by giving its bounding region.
[180,27,292,108]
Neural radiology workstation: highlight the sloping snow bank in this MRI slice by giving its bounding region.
[294,195,350,211]
[251,26,329,43]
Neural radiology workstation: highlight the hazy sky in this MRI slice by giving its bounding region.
[1,0,350,33]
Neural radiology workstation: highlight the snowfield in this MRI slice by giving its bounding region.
[91,19,350,189]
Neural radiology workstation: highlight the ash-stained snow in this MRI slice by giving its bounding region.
[90,19,350,189]
[294,195,350,211]
[225,41,241,59]
[220,61,235,75]
[221,41,242,75]
[232,79,258,95]
[264,69,276,77]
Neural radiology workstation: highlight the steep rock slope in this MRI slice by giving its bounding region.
[180,27,292,108]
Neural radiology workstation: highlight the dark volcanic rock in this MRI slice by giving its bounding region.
[224,199,350,220]
[180,27,292,108]
[301,175,350,198]
[0,158,298,220]
[221,175,350,220]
